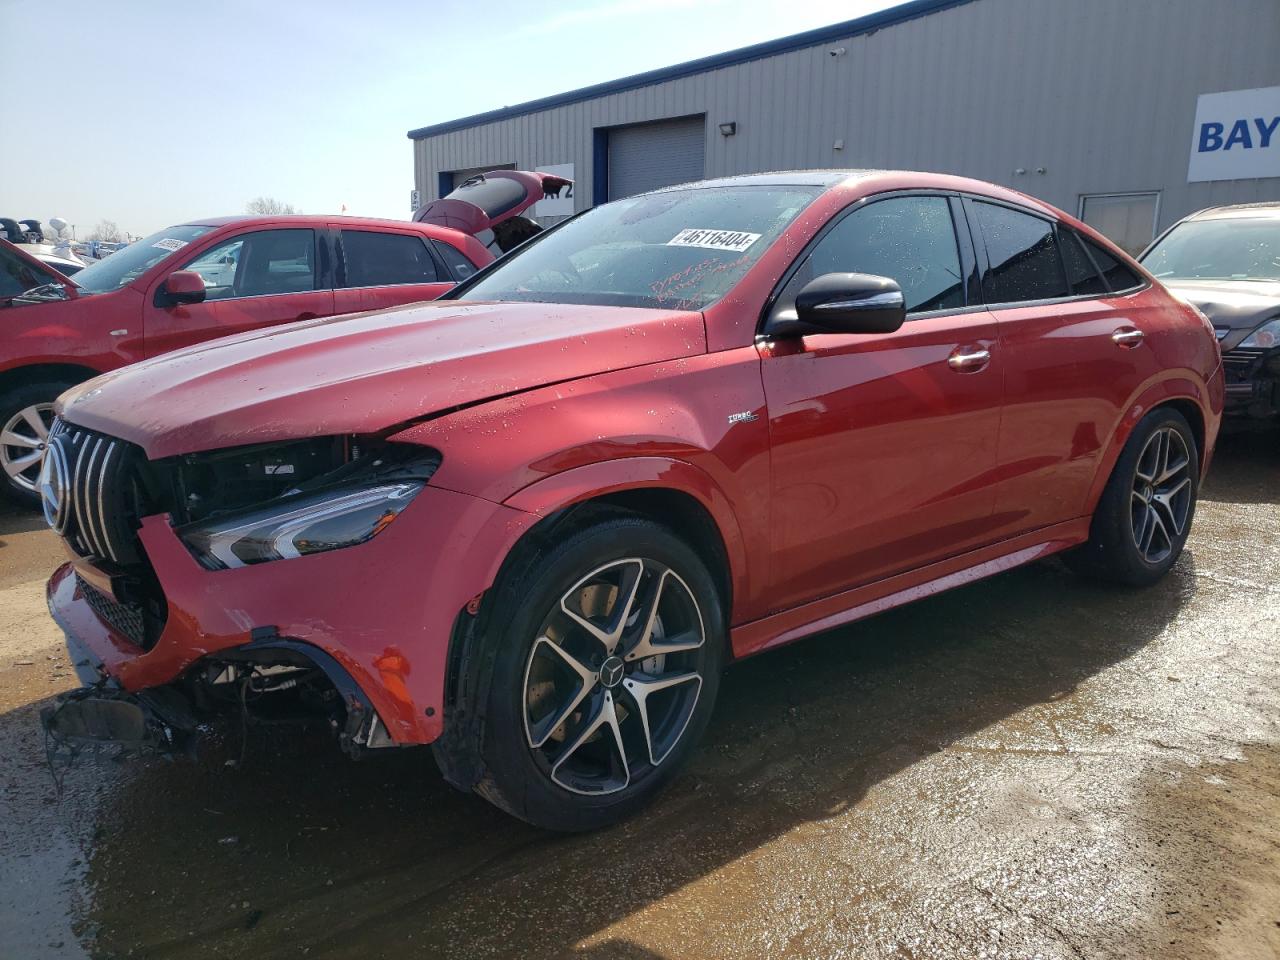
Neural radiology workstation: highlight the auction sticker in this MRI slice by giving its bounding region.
[152,238,188,252]
[667,228,761,252]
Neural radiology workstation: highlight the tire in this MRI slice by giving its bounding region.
[1066,407,1199,587]
[467,514,725,832]
[0,380,73,509]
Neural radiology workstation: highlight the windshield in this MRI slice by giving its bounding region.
[455,185,821,310]
[72,225,215,294]
[1,245,59,299]
[1141,218,1280,281]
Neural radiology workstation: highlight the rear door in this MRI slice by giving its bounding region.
[142,228,334,358]
[332,227,453,314]
[967,198,1158,538]
[759,193,1003,610]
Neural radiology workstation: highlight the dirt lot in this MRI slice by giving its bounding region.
[1,427,1277,960]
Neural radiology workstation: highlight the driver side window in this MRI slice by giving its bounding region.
[181,230,316,301]
[781,196,965,315]
[184,238,245,301]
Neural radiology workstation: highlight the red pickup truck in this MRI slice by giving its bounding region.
[0,170,567,504]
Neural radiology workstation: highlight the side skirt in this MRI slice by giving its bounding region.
[730,517,1091,659]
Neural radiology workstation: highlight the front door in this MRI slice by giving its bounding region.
[760,194,1003,612]
[331,227,453,315]
[143,228,334,358]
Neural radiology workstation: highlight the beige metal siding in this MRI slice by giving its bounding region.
[412,0,1280,232]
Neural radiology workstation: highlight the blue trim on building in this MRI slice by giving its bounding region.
[592,128,610,206]
[436,171,452,201]
[407,0,974,140]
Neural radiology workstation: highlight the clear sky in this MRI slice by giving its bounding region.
[0,0,892,238]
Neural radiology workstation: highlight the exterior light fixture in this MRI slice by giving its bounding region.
[718,122,737,136]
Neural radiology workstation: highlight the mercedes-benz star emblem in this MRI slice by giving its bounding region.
[38,437,71,534]
[599,656,625,689]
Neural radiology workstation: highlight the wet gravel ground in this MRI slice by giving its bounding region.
[1,425,1277,960]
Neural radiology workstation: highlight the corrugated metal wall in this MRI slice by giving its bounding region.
[412,0,1279,231]
[607,116,707,199]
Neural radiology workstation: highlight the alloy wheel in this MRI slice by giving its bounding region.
[1,403,54,493]
[1130,426,1192,565]
[522,557,706,796]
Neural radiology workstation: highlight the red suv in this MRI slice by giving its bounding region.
[43,171,1222,831]
[0,168,570,506]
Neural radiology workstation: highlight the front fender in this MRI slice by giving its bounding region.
[502,455,758,622]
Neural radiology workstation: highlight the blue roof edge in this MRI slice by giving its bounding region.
[406,0,973,140]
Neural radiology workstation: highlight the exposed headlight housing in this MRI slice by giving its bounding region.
[178,481,423,569]
[1239,317,1280,350]
[172,440,439,570]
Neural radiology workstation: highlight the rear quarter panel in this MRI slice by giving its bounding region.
[1081,291,1223,513]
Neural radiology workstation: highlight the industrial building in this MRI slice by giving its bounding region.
[408,0,1280,255]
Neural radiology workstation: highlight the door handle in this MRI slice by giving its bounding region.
[1112,327,1144,348]
[947,347,991,372]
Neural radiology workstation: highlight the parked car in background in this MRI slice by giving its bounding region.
[1,238,73,308]
[35,253,86,276]
[1,170,568,505]
[42,170,1221,831]
[1,217,87,274]
[2,219,485,506]
[1141,202,1280,421]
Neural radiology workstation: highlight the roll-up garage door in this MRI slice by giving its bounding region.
[607,115,706,201]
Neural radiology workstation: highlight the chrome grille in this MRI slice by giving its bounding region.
[45,420,144,566]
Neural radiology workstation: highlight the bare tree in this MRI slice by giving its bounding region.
[86,219,125,242]
[245,196,300,215]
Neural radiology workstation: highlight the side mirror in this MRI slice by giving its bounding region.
[793,273,906,335]
[159,270,206,307]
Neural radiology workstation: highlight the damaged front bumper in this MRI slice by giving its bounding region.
[41,617,398,760]
[1221,345,1280,418]
[44,483,535,750]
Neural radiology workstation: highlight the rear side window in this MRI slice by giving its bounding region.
[973,202,1069,304]
[341,231,439,287]
[787,195,965,314]
[1058,228,1108,296]
[1081,236,1144,292]
[431,238,478,280]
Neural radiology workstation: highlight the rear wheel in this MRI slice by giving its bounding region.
[0,381,71,508]
[469,515,724,831]
[1067,408,1199,586]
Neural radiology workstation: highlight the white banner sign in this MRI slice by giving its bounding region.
[1187,85,1280,183]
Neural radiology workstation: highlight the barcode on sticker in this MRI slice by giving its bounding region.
[667,228,761,252]
[152,238,188,252]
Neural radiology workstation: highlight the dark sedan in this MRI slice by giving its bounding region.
[1142,203,1280,421]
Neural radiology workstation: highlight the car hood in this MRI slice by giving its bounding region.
[1163,279,1280,348]
[57,300,706,459]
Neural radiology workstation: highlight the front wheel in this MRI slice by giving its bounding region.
[1,381,72,508]
[469,515,724,831]
[1067,408,1199,586]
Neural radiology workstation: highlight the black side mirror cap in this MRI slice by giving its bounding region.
[792,273,906,335]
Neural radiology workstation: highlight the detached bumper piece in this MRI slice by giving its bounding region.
[41,683,203,763]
